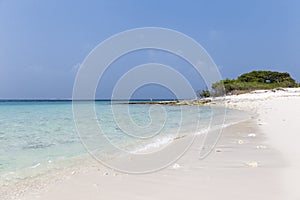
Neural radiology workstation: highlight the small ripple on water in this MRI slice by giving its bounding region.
[23,143,55,150]
[56,139,77,145]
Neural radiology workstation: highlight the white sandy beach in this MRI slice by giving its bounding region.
[2,88,300,200]
[1,1,299,200]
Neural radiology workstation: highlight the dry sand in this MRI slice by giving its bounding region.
[4,88,300,200]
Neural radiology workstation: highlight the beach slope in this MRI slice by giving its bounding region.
[12,89,300,200]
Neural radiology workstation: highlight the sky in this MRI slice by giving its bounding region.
[0,0,299,99]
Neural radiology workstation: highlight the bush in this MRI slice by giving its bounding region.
[237,71,296,84]
[198,90,211,98]
[212,70,298,95]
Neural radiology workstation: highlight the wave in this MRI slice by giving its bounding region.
[128,116,252,154]
[130,136,174,153]
[29,163,41,169]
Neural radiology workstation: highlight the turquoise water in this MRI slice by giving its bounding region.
[0,101,249,181]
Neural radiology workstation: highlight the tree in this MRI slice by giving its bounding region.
[211,70,298,95]
[237,70,296,85]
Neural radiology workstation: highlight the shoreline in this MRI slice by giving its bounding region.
[0,107,251,199]
[1,117,262,200]
[2,88,300,199]
[14,116,286,200]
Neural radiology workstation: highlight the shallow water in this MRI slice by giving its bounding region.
[0,100,250,182]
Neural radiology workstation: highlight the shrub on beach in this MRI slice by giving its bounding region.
[197,90,211,98]
[237,71,296,84]
[211,70,298,95]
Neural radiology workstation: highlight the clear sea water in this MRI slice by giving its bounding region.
[0,100,250,182]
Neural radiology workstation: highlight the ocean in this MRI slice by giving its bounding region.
[0,100,250,182]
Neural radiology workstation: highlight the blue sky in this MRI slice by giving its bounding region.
[0,0,299,99]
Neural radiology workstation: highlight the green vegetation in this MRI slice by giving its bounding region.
[237,71,297,86]
[198,90,211,98]
[198,70,299,97]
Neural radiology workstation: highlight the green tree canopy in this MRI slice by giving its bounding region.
[237,70,296,85]
[211,70,298,95]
